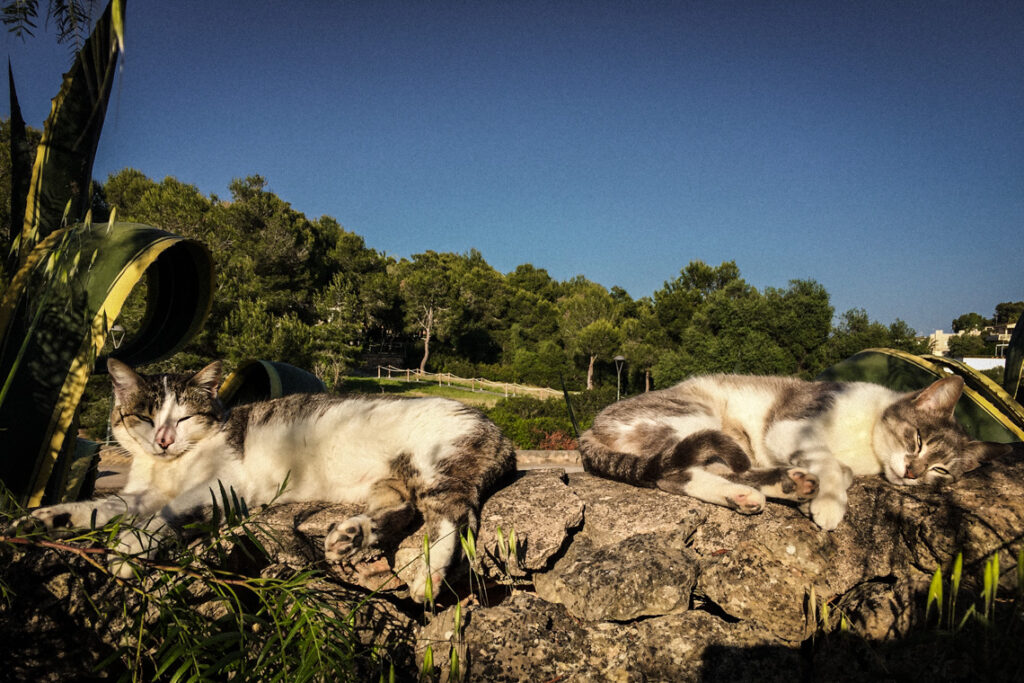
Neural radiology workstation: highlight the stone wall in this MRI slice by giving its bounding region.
[264,445,1024,680]
[5,445,1024,680]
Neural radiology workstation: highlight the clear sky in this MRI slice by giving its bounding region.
[4,1,1022,334]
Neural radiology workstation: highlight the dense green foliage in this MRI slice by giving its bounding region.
[25,161,929,394]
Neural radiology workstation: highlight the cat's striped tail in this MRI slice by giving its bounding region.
[577,430,662,487]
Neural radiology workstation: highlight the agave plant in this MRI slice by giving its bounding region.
[0,0,213,507]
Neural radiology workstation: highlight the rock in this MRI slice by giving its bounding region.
[643,612,803,682]
[566,472,707,546]
[458,591,638,682]
[829,579,913,640]
[533,531,698,622]
[474,469,584,579]
[455,591,800,681]
[416,601,469,683]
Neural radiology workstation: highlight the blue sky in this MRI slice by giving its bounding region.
[4,1,1022,335]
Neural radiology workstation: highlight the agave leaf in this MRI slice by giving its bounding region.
[16,0,125,265]
[6,61,31,270]
[1005,322,1024,402]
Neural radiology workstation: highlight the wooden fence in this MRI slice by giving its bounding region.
[375,366,562,400]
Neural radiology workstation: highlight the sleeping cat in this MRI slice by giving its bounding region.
[26,359,516,600]
[579,374,1011,530]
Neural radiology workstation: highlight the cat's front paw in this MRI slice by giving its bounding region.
[18,503,91,533]
[787,468,819,502]
[726,487,765,515]
[324,515,378,562]
[809,494,847,531]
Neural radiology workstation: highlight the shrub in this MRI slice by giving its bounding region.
[485,387,617,448]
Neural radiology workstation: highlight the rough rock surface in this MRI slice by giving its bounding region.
[533,530,698,622]
[6,448,1024,680]
[474,469,584,579]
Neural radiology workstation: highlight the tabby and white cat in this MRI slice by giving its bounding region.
[27,359,516,600]
[579,374,1011,530]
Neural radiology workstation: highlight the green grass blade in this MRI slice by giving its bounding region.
[926,567,943,626]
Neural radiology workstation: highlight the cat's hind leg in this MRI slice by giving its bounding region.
[657,468,766,514]
[655,430,765,513]
[405,478,481,603]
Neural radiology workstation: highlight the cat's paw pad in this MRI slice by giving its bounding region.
[726,488,765,514]
[324,515,378,562]
[787,468,819,501]
[809,494,846,531]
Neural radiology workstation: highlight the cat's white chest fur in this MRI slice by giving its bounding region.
[822,383,896,475]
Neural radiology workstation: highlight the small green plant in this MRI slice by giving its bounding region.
[488,524,527,588]
[926,551,1015,632]
[806,585,851,638]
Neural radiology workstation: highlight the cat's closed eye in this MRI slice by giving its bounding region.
[131,414,154,425]
[177,416,193,424]
[929,465,951,477]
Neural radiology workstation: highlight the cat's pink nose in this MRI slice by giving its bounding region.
[904,467,918,479]
[155,426,176,449]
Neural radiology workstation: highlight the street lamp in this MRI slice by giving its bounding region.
[614,355,626,401]
[105,324,126,445]
[109,324,126,350]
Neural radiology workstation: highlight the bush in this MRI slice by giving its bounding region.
[485,387,618,449]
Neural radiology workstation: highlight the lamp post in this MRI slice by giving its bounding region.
[105,324,126,445]
[614,355,626,401]
[109,324,125,350]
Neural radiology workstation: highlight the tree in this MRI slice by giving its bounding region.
[653,261,743,343]
[888,319,931,354]
[620,309,661,392]
[762,280,833,377]
[397,251,460,373]
[102,167,156,214]
[507,263,560,303]
[558,279,618,389]
[947,333,991,358]
[0,118,42,272]
[952,312,988,333]
[2,0,98,46]
[573,319,623,390]
[994,302,1024,325]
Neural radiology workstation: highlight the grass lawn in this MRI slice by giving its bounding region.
[339,376,506,407]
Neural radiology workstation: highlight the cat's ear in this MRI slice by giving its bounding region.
[189,361,222,398]
[107,358,142,404]
[912,375,964,417]
[962,440,1014,473]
